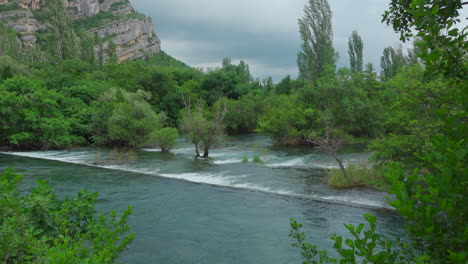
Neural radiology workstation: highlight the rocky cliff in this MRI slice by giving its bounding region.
[0,0,161,61]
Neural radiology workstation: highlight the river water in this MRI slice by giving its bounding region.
[0,134,403,263]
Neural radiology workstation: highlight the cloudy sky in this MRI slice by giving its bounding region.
[128,0,426,82]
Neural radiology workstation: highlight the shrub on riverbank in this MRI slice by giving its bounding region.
[327,162,387,190]
[0,167,134,263]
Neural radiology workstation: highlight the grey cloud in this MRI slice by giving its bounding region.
[130,0,406,82]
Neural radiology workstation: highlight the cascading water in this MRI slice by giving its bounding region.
[0,134,403,263]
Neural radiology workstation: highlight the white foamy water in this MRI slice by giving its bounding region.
[2,149,390,210]
[266,157,309,168]
[212,159,244,164]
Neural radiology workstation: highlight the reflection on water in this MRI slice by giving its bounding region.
[0,134,404,263]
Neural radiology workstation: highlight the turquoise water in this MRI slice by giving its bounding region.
[0,134,403,263]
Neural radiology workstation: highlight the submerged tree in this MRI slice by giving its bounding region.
[180,96,227,158]
[297,0,337,85]
[348,30,363,73]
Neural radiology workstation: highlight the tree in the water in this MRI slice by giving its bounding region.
[297,0,338,85]
[348,30,363,73]
[308,110,347,180]
[180,96,227,158]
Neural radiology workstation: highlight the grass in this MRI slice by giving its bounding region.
[327,162,388,190]
[93,148,137,165]
[252,155,263,164]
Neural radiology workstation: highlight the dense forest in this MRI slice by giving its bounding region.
[0,0,466,263]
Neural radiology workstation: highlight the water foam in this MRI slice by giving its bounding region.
[267,157,308,168]
[2,151,390,210]
[213,159,244,165]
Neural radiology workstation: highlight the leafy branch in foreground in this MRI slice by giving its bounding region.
[0,168,134,264]
[291,124,467,263]
[290,214,415,264]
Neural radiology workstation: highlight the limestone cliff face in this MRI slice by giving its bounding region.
[0,9,45,46]
[16,0,41,9]
[91,18,160,62]
[67,0,100,18]
[0,0,161,61]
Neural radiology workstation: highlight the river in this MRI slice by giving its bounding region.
[0,134,403,263]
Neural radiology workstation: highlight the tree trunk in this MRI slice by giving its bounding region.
[202,145,209,158]
[194,143,200,158]
[333,153,348,181]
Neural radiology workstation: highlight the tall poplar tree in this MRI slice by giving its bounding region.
[380,45,407,81]
[348,30,363,73]
[297,0,337,85]
[46,0,78,62]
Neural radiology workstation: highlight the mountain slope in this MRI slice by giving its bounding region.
[0,0,161,62]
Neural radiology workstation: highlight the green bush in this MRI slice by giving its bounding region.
[257,94,313,145]
[149,127,179,152]
[0,76,81,149]
[0,167,134,263]
[90,88,162,148]
[385,130,467,262]
[289,214,415,263]
[252,155,263,164]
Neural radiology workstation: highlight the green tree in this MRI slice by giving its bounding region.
[224,93,265,133]
[257,95,313,145]
[90,88,162,148]
[0,56,28,80]
[45,0,79,62]
[0,77,79,149]
[222,57,232,68]
[199,64,251,104]
[382,0,467,82]
[0,23,21,60]
[371,66,449,164]
[179,97,227,158]
[380,45,407,81]
[77,30,96,66]
[348,30,363,73]
[148,127,179,152]
[297,0,337,84]
[108,39,118,64]
[362,63,381,98]
[0,168,134,264]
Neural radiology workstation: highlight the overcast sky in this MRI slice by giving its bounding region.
[129,0,461,82]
